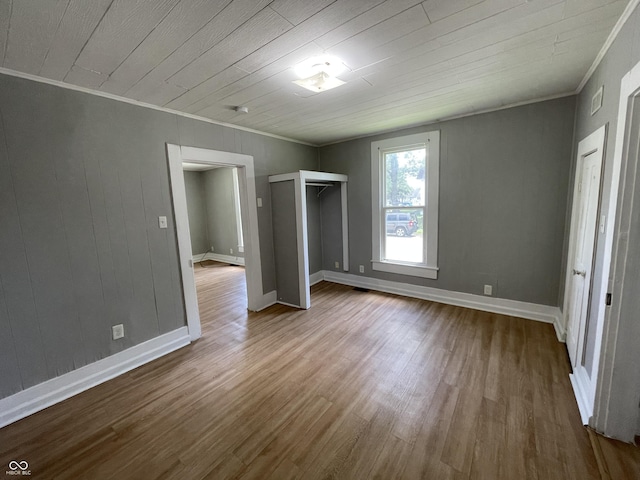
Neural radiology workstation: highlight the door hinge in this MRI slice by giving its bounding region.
[605,293,612,306]
[578,182,582,193]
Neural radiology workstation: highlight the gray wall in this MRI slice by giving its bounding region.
[183,171,209,255]
[204,168,243,258]
[571,4,640,437]
[183,167,248,258]
[271,181,300,306]
[0,73,316,399]
[320,184,343,272]
[306,186,323,275]
[319,97,576,306]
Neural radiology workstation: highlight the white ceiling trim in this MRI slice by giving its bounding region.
[576,0,640,93]
[0,67,317,147]
[1,0,636,152]
[0,65,579,149]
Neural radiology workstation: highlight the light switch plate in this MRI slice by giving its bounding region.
[158,216,168,229]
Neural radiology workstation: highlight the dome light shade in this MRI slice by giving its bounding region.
[293,55,346,79]
[293,71,346,92]
[292,55,347,93]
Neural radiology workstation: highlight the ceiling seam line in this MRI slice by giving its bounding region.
[1,0,13,66]
[99,0,186,88]
[64,0,116,83]
[164,7,289,88]
[38,0,72,76]
[120,0,235,96]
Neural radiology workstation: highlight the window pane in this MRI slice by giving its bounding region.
[383,208,424,263]
[371,130,439,277]
[384,148,426,207]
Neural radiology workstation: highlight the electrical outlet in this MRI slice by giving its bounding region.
[211,246,214,252]
[112,324,124,340]
[230,248,233,254]
[483,285,493,296]
[158,216,167,229]
[334,261,340,269]
[359,265,365,273]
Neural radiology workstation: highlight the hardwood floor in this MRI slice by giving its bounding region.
[1,261,638,479]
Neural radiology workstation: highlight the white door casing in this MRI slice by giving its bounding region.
[268,170,349,309]
[593,59,640,441]
[563,125,606,424]
[166,144,267,341]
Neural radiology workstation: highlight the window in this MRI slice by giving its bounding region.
[371,131,439,278]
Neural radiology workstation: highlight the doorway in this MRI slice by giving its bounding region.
[166,144,266,341]
[269,170,349,309]
[563,125,606,424]
[592,59,640,442]
[183,164,245,266]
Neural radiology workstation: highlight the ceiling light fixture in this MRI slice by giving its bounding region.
[292,55,347,93]
[235,106,249,113]
[293,55,346,78]
[293,71,346,93]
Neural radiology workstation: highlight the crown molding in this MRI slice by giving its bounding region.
[0,68,317,147]
[318,92,576,147]
[576,0,640,93]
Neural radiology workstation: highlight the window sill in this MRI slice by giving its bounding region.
[371,261,438,279]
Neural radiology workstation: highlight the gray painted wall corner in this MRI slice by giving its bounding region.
[319,96,576,307]
[0,73,318,400]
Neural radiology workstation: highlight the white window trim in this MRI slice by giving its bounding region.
[371,131,440,279]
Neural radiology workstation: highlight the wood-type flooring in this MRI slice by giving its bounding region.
[1,261,638,479]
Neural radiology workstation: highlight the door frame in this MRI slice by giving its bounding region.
[268,170,349,309]
[563,125,606,424]
[592,59,640,440]
[166,144,266,341]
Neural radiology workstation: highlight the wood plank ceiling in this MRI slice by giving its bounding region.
[0,0,631,145]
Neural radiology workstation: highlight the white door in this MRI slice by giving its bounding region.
[566,151,603,367]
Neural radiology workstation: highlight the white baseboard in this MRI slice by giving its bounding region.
[309,271,324,286]
[192,253,207,263]
[553,315,567,343]
[0,327,190,429]
[570,368,592,425]
[321,271,565,342]
[194,252,245,266]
